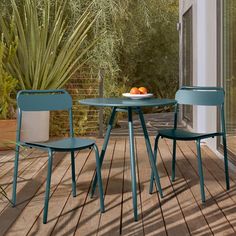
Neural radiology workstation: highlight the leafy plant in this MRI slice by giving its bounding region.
[118,0,179,100]
[60,0,179,101]
[0,0,179,135]
[0,0,98,90]
[51,0,179,133]
[0,40,17,119]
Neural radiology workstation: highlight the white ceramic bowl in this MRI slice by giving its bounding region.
[122,93,153,99]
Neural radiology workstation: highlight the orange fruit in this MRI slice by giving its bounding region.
[130,87,141,94]
[138,87,148,94]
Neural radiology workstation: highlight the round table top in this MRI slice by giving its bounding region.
[79,97,176,107]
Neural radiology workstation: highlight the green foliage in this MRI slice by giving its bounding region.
[0,40,17,119]
[50,72,100,136]
[46,0,179,132]
[0,0,97,90]
[59,0,179,99]
[119,0,179,99]
[0,0,179,134]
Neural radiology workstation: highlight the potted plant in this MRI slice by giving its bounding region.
[0,40,18,150]
[0,0,97,142]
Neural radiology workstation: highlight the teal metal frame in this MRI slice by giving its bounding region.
[89,105,166,221]
[12,90,104,224]
[90,107,117,197]
[149,86,230,203]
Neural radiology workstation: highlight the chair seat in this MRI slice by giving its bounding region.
[158,129,222,141]
[24,137,95,151]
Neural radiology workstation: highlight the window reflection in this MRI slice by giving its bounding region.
[223,0,236,154]
[182,7,193,126]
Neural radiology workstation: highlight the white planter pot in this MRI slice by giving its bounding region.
[21,111,50,142]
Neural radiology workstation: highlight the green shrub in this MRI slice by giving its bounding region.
[0,40,17,119]
[0,0,98,90]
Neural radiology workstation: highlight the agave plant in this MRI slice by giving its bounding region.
[0,0,97,90]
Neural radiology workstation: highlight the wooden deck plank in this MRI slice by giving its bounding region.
[135,137,167,236]
[0,151,15,167]
[73,139,114,236]
[97,139,125,236]
[26,148,93,236]
[5,152,70,236]
[164,139,212,236]
[177,141,235,235]
[0,147,39,173]
[192,142,236,188]
[0,149,35,183]
[155,139,190,236]
[0,150,42,187]
[0,150,47,213]
[50,149,94,236]
[1,152,65,235]
[186,142,236,232]
[51,139,104,236]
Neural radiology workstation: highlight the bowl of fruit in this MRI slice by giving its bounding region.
[122,87,153,99]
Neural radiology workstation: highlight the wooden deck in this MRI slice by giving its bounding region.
[228,136,236,155]
[0,137,236,236]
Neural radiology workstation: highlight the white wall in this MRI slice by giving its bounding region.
[180,0,219,152]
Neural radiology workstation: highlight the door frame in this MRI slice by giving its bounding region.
[181,6,194,127]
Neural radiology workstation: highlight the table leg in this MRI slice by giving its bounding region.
[137,107,163,198]
[90,107,117,197]
[128,107,138,221]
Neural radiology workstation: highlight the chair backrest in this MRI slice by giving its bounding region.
[17,90,72,111]
[175,86,225,106]
[16,90,74,141]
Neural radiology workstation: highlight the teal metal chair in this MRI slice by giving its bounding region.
[150,86,230,203]
[12,90,104,224]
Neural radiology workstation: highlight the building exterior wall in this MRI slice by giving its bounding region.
[179,0,219,153]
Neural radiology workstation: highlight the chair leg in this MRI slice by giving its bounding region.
[12,145,20,206]
[196,140,206,203]
[71,151,76,197]
[43,149,53,224]
[93,144,105,213]
[149,135,160,194]
[171,139,177,182]
[223,134,230,190]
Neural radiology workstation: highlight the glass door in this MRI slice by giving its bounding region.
[182,7,193,126]
[222,0,236,156]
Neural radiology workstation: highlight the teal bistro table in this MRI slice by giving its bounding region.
[79,98,176,221]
